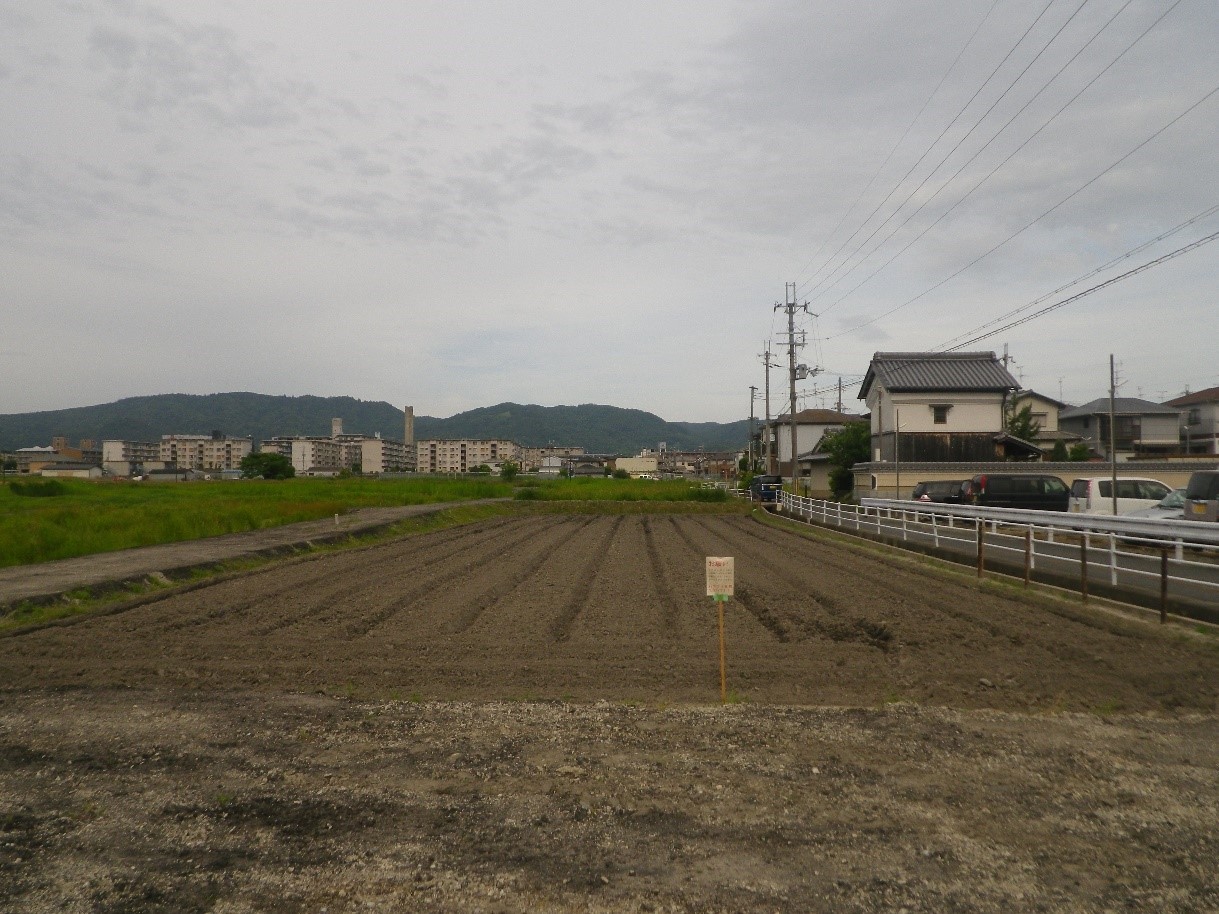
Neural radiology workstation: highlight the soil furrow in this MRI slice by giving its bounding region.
[549,516,624,643]
[442,517,597,637]
[642,516,679,634]
[345,516,574,639]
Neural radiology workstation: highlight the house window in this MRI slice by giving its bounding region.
[1188,408,1201,426]
[931,404,951,425]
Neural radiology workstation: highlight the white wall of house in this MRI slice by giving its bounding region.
[868,391,1005,435]
[772,423,844,463]
[614,456,658,476]
[1013,392,1061,432]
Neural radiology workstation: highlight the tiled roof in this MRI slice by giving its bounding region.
[1164,386,1219,407]
[1059,397,1182,419]
[859,352,1018,399]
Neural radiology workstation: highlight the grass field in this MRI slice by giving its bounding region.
[0,475,735,567]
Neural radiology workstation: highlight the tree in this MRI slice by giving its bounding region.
[1049,440,1069,462]
[612,468,629,479]
[819,421,870,499]
[240,452,295,479]
[1006,403,1041,442]
[500,461,519,481]
[472,464,492,474]
[1068,443,1092,461]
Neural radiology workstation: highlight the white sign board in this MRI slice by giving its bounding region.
[705,556,734,597]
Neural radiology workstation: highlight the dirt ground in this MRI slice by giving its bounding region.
[3,511,1219,911]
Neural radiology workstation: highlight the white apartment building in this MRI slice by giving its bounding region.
[101,440,163,476]
[416,439,519,473]
[160,434,252,470]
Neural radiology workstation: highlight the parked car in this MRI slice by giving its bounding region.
[1068,477,1173,515]
[748,474,783,504]
[963,474,1070,511]
[911,480,966,503]
[1124,487,1186,520]
[1183,470,1219,522]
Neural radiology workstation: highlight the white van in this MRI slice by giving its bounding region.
[1069,477,1172,515]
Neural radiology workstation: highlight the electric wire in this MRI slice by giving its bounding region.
[793,0,1057,299]
[940,227,1219,351]
[825,75,1219,341]
[808,0,1095,307]
[791,0,1000,292]
[815,0,1143,315]
[935,202,1219,351]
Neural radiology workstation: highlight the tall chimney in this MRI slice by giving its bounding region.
[404,406,415,446]
[332,417,343,438]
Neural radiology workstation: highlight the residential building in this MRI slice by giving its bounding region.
[160,433,253,470]
[520,445,585,472]
[345,435,410,474]
[858,351,1031,463]
[1011,390,1083,455]
[1166,387,1219,455]
[1058,398,1182,460]
[416,439,519,473]
[764,409,861,476]
[50,436,101,465]
[289,438,344,475]
[41,462,104,479]
[613,455,659,478]
[15,446,60,475]
[101,440,162,476]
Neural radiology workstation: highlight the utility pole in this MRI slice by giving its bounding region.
[775,283,813,492]
[1109,354,1118,515]
[759,346,779,474]
[748,385,757,472]
[836,377,843,415]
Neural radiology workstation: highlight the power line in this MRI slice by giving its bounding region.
[808,0,1096,309]
[791,0,1000,292]
[794,0,1057,299]
[935,201,1219,351]
[814,0,1145,315]
[940,227,1219,351]
[826,74,1219,341]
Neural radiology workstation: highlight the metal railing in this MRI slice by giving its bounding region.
[774,492,1219,620]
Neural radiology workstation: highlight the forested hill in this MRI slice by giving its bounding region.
[0,394,748,455]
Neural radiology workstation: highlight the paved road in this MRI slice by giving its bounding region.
[0,500,506,606]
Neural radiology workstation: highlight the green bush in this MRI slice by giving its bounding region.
[9,479,67,497]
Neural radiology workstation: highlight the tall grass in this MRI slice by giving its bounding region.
[512,477,729,502]
[0,476,511,567]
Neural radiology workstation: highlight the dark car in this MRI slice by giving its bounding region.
[911,480,966,503]
[963,474,1069,511]
[748,474,783,504]
[1183,470,1219,522]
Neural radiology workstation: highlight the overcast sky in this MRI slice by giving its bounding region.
[3,0,1217,422]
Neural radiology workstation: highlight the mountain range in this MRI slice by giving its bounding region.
[0,393,750,455]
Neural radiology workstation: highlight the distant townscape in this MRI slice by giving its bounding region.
[3,352,1218,492]
[2,403,740,481]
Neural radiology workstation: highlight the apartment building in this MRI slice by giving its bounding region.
[160,433,252,470]
[519,445,585,472]
[101,440,162,476]
[416,438,519,473]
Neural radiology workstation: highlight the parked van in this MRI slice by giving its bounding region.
[1068,477,1172,515]
[911,480,965,503]
[963,474,1069,511]
[1183,470,1219,522]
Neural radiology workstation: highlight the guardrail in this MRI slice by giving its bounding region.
[775,492,1219,621]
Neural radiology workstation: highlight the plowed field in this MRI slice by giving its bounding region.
[3,511,1219,912]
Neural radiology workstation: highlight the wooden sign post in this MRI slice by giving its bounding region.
[705,557,734,703]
